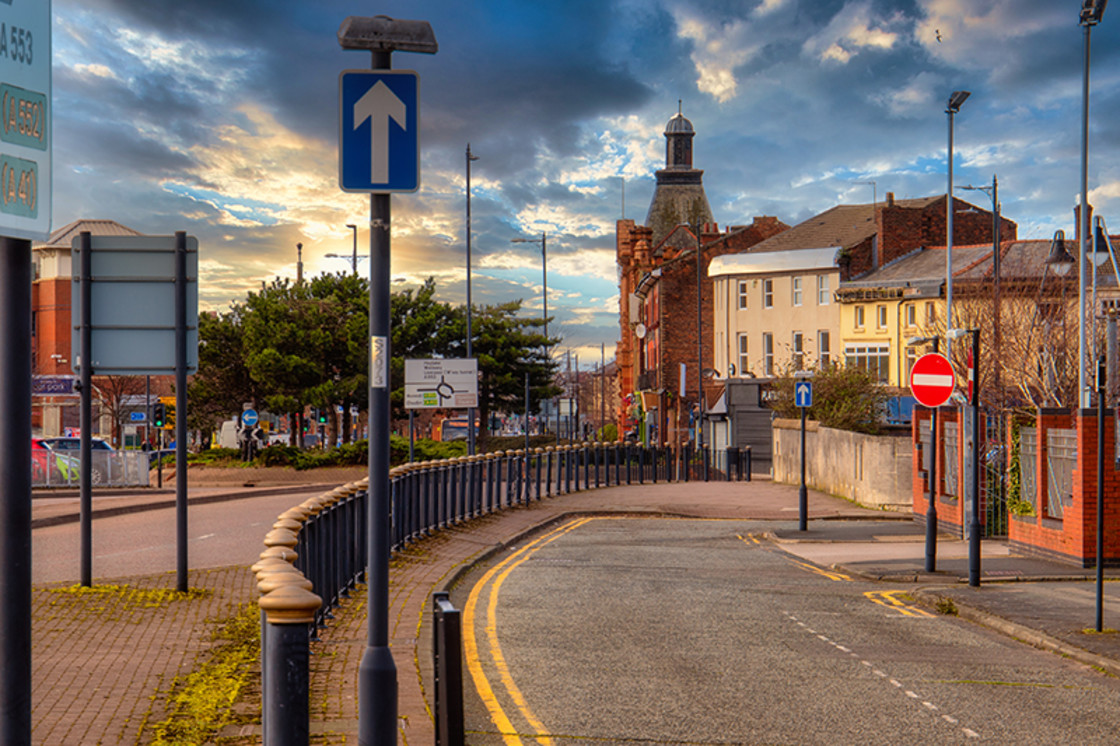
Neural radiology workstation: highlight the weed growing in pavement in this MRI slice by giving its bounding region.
[935,597,959,616]
[145,602,260,745]
[42,584,209,622]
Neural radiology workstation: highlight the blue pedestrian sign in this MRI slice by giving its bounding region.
[339,70,420,193]
[241,409,259,427]
[795,381,813,408]
[130,411,146,422]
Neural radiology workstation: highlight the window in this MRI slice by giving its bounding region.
[818,330,831,366]
[737,281,748,310]
[792,331,804,370]
[905,303,917,328]
[762,332,774,376]
[844,344,891,383]
[854,305,865,328]
[876,305,888,329]
[905,346,918,382]
[737,333,749,374]
[925,301,936,326]
[763,279,774,308]
[792,277,803,307]
[817,274,830,305]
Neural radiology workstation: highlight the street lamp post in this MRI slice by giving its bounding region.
[346,224,358,274]
[511,232,549,437]
[466,144,479,455]
[1079,0,1108,408]
[960,176,1001,403]
[945,90,971,343]
[949,327,982,587]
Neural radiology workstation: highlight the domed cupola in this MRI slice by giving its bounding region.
[644,103,714,246]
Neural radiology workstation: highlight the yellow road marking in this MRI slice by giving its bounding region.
[736,533,761,545]
[865,590,934,617]
[788,558,852,582]
[463,517,593,744]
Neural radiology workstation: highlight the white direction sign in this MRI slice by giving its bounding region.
[404,358,478,409]
[338,70,419,193]
[0,0,51,239]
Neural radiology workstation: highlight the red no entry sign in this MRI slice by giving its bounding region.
[909,353,955,408]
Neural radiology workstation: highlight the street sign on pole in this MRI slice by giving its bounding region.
[339,70,419,193]
[795,380,813,408]
[241,409,259,427]
[0,0,51,240]
[909,353,955,408]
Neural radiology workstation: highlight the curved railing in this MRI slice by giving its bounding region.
[251,442,751,742]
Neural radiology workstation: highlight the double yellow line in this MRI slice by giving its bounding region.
[462,517,593,744]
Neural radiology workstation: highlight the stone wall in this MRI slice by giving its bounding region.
[772,418,912,511]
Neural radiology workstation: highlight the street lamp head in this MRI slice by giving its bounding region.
[467,143,480,162]
[947,328,974,341]
[947,90,971,113]
[346,223,356,230]
[1082,0,1108,25]
[337,16,438,54]
[906,335,940,347]
[1045,229,1076,276]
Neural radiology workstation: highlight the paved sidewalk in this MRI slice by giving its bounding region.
[30,476,1120,744]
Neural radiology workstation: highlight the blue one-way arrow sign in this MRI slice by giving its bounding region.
[339,70,420,193]
[795,380,813,408]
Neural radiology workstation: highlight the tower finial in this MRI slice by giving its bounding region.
[678,99,682,115]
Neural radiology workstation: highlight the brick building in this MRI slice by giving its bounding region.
[616,109,787,444]
[31,219,169,441]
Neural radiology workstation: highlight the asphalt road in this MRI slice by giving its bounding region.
[31,490,321,584]
[452,516,1120,745]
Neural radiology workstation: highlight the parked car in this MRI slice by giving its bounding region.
[40,437,114,484]
[32,438,77,485]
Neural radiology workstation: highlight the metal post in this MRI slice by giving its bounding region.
[946,106,956,341]
[79,232,93,586]
[1079,19,1093,409]
[799,405,808,531]
[1097,355,1106,631]
[361,135,397,746]
[0,235,32,745]
[175,231,189,593]
[466,144,477,457]
[968,329,982,587]
[927,337,941,573]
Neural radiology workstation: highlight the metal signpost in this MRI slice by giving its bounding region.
[908,347,951,572]
[71,232,198,592]
[338,16,437,746]
[0,2,50,741]
[795,378,812,531]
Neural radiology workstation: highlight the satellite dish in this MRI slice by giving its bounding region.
[635,323,647,339]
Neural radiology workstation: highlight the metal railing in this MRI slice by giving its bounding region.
[253,442,751,741]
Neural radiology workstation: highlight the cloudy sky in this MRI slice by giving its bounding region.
[52,0,1120,365]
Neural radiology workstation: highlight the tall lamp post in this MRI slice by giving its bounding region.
[960,176,1001,401]
[511,232,549,436]
[466,144,479,455]
[945,90,970,344]
[347,224,358,273]
[1079,0,1108,408]
[949,327,982,587]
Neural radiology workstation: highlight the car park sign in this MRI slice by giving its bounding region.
[909,353,955,408]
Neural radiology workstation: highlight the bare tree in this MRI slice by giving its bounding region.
[91,375,146,446]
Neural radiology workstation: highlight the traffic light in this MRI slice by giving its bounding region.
[318,409,328,424]
[153,403,165,428]
[309,407,319,424]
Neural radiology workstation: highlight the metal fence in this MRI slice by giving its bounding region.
[32,450,151,488]
[253,442,752,739]
[1046,428,1077,520]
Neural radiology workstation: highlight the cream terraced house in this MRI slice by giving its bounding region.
[710,247,841,378]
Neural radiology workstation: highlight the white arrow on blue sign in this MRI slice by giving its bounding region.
[338,70,420,193]
[795,381,813,408]
[241,409,259,427]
